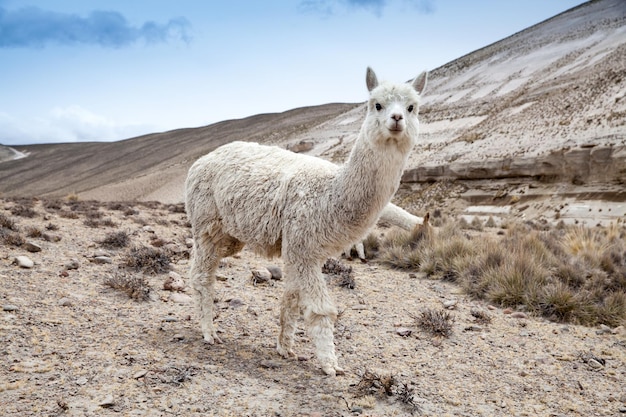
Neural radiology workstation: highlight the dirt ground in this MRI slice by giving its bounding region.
[1,199,625,417]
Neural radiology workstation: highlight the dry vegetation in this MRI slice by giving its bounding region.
[1,196,625,416]
[378,216,626,327]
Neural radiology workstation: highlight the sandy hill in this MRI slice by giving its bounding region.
[1,0,625,208]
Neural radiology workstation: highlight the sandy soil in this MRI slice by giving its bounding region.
[1,199,625,417]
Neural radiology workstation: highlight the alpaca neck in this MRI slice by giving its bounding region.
[331,131,410,232]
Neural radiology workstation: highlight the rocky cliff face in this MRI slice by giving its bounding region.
[402,143,626,185]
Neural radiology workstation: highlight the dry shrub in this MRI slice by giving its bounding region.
[376,219,626,326]
[354,369,419,413]
[25,226,42,238]
[45,223,59,231]
[323,258,355,289]
[0,213,18,231]
[42,199,63,211]
[10,205,37,218]
[59,210,79,219]
[104,272,151,301]
[1,229,25,247]
[414,308,454,337]
[100,231,130,249]
[123,246,171,274]
[83,218,101,228]
[379,214,437,270]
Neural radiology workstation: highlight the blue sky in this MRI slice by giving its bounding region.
[0,0,584,145]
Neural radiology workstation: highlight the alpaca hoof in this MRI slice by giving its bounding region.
[203,333,223,345]
[276,344,296,359]
[321,363,345,376]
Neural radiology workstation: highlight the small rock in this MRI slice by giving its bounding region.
[3,305,18,312]
[185,238,194,248]
[93,249,110,257]
[396,327,412,337]
[510,312,528,319]
[618,406,626,413]
[24,241,42,253]
[408,273,417,279]
[503,308,513,314]
[164,316,178,322]
[142,225,155,233]
[259,360,281,369]
[612,325,624,335]
[98,394,115,408]
[59,270,69,277]
[14,256,34,269]
[266,265,282,280]
[351,304,368,311]
[251,268,272,284]
[443,299,457,309]
[597,324,612,335]
[75,377,88,386]
[172,334,185,341]
[163,271,185,292]
[487,305,497,310]
[228,298,245,308]
[287,140,314,153]
[93,256,112,264]
[169,293,192,304]
[58,297,72,307]
[216,274,229,282]
[133,370,148,379]
[464,325,483,332]
[64,259,79,270]
[542,385,554,392]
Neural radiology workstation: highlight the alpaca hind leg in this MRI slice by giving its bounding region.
[277,289,300,359]
[190,236,222,344]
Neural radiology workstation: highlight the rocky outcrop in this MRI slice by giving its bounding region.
[402,144,626,184]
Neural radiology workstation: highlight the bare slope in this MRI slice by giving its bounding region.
[0,0,624,203]
[0,104,356,202]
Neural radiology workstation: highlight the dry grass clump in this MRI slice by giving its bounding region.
[323,258,355,289]
[25,226,42,238]
[100,230,130,249]
[104,272,151,301]
[413,308,454,337]
[378,219,626,326]
[123,246,171,274]
[0,212,24,246]
[10,202,37,218]
[354,369,419,413]
[0,213,18,230]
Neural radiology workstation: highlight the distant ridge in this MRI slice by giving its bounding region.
[0,0,624,203]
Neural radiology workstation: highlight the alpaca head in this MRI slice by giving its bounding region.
[363,67,428,150]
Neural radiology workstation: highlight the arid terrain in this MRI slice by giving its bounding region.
[1,198,625,417]
[1,0,626,416]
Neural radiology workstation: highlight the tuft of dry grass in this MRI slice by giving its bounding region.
[353,369,419,413]
[100,230,130,249]
[377,218,626,327]
[0,213,18,230]
[104,272,151,301]
[323,258,355,289]
[414,308,454,337]
[123,246,171,274]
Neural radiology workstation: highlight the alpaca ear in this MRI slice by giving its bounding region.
[411,71,428,95]
[366,67,378,92]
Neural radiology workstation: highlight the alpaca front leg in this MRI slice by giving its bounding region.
[306,311,344,376]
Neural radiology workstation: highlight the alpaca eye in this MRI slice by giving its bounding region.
[375,103,382,111]
[407,105,414,113]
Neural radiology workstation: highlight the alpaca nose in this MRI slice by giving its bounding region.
[392,113,403,121]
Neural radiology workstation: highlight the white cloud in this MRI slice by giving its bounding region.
[0,106,155,145]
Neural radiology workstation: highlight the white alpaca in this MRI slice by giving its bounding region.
[185,67,427,376]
